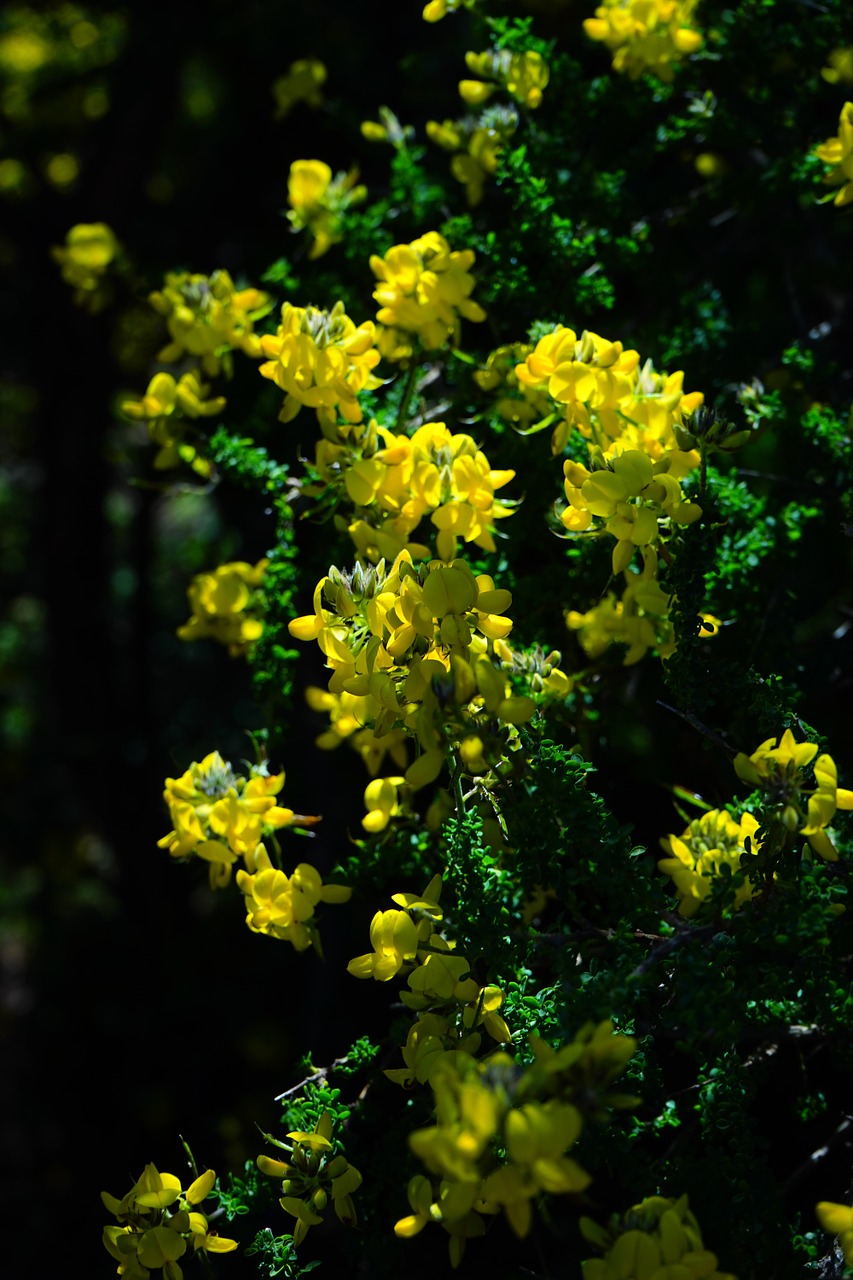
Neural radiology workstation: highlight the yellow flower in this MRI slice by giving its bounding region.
[51,222,119,310]
[584,0,704,82]
[816,1201,853,1265]
[259,300,382,430]
[370,231,486,352]
[821,48,853,86]
[102,1163,237,1280]
[149,269,272,376]
[734,729,853,861]
[177,559,267,657]
[258,1112,362,1245]
[287,159,367,259]
[461,49,550,109]
[158,750,318,887]
[362,775,408,832]
[562,450,701,574]
[567,574,676,665]
[272,58,326,117]
[120,370,224,474]
[580,1194,733,1280]
[814,101,853,207]
[659,809,761,917]
[348,874,442,980]
[236,846,351,951]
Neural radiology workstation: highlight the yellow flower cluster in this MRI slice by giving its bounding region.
[315,417,516,564]
[816,1200,853,1265]
[257,1111,362,1245]
[562,450,701,574]
[514,324,706,665]
[427,107,519,206]
[287,159,367,259]
[102,1164,237,1280]
[734,729,853,862]
[514,325,702,464]
[149,269,272,377]
[370,231,486,354]
[120,371,225,475]
[236,847,351,952]
[460,49,550,110]
[583,0,704,82]
[566,576,677,666]
[580,1194,734,1280]
[348,874,511,1086]
[658,809,761,917]
[259,300,382,430]
[177,558,267,657]
[396,1021,636,1264]
[272,58,326,117]
[158,749,318,887]
[814,101,853,207]
[288,552,534,799]
[52,221,119,310]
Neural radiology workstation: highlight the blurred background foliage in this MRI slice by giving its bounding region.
[2,0,853,1276]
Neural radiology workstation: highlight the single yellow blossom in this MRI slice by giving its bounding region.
[51,222,119,310]
[821,48,853,86]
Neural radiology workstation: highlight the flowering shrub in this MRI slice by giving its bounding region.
[22,2,853,1279]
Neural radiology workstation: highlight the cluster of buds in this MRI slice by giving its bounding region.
[257,1112,362,1245]
[474,341,550,428]
[395,1021,637,1265]
[272,58,326,118]
[102,1164,237,1280]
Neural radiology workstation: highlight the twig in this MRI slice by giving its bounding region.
[274,1054,353,1101]
[781,1115,853,1197]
